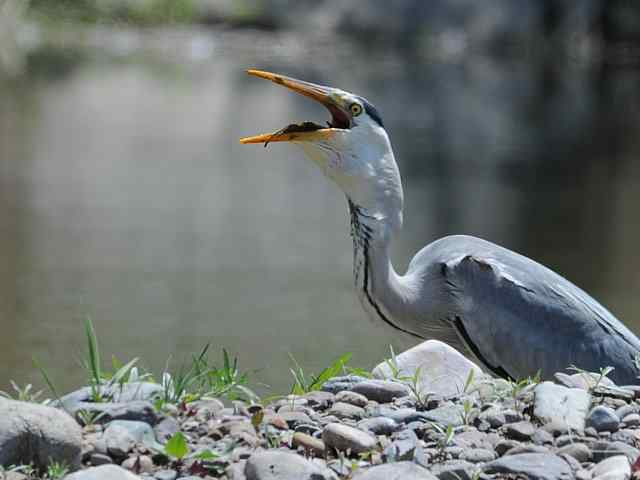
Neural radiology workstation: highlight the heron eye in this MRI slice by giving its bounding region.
[350,103,363,116]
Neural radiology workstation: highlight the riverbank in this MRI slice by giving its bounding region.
[1,333,639,480]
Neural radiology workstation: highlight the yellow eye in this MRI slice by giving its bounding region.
[350,103,363,116]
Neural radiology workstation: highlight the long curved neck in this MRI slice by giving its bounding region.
[348,199,423,338]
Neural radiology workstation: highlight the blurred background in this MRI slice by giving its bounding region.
[1,0,640,395]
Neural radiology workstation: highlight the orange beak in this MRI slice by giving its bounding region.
[239,69,343,145]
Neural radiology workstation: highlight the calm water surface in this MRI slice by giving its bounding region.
[1,31,640,395]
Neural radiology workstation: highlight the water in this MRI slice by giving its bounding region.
[1,29,640,396]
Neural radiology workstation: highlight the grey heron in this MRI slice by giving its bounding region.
[240,69,640,385]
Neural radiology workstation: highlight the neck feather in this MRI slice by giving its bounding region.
[348,199,423,338]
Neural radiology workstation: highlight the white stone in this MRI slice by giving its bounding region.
[65,465,141,480]
[591,455,631,480]
[533,382,591,433]
[372,340,485,398]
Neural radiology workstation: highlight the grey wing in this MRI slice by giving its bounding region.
[425,236,640,384]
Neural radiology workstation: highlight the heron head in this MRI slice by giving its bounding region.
[241,70,403,230]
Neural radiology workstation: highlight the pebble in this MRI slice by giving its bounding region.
[292,432,325,457]
[121,455,153,473]
[534,382,591,433]
[352,462,437,480]
[244,450,337,480]
[357,417,399,436]
[335,390,368,407]
[154,416,179,442]
[154,470,177,480]
[65,465,141,480]
[89,453,113,465]
[503,421,536,441]
[102,425,136,459]
[321,375,368,394]
[622,413,640,427]
[557,443,592,462]
[591,455,631,480]
[459,448,496,463]
[278,410,314,428]
[591,440,640,463]
[484,452,573,480]
[587,405,621,432]
[322,423,377,454]
[382,429,420,462]
[423,403,464,427]
[327,401,366,420]
[429,460,476,480]
[304,391,335,409]
[350,379,410,403]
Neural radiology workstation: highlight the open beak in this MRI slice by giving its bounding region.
[239,69,349,145]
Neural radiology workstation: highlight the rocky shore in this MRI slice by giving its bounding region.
[2,340,640,480]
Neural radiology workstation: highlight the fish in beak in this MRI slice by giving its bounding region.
[239,69,351,146]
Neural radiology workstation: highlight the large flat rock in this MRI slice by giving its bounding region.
[533,382,591,433]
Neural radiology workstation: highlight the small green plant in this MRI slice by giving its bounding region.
[164,432,189,461]
[430,422,455,461]
[0,381,43,402]
[45,460,69,479]
[568,365,614,392]
[76,409,108,427]
[460,398,477,425]
[288,352,352,394]
[506,371,541,411]
[383,345,403,379]
[402,366,432,410]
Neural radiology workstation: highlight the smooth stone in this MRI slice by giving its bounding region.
[107,420,162,450]
[245,450,337,480]
[189,398,225,420]
[357,417,400,435]
[557,443,593,463]
[121,455,153,473]
[495,439,521,456]
[65,465,141,480]
[478,407,507,428]
[103,425,136,459]
[335,390,368,408]
[111,382,163,403]
[154,470,177,480]
[453,430,489,449]
[532,429,554,445]
[382,429,420,462]
[423,403,464,427]
[372,340,484,398]
[278,410,314,427]
[621,413,640,427]
[615,404,638,420]
[350,380,410,403]
[68,401,158,426]
[154,416,180,443]
[378,407,427,425]
[591,455,631,480]
[593,386,635,401]
[554,372,616,390]
[321,375,369,394]
[352,462,437,480]
[591,441,640,463]
[327,402,365,420]
[90,453,113,465]
[304,391,335,409]
[0,398,82,470]
[503,421,536,441]
[459,448,496,463]
[534,382,591,433]
[322,423,377,454]
[429,460,476,480]
[586,406,620,432]
[484,453,573,480]
[504,445,551,456]
[292,432,325,457]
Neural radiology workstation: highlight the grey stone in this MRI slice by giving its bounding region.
[495,439,521,456]
[0,398,82,470]
[382,429,420,462]
[591,440,640,463]
[372,340,485,398]
[557,443,593,463]
[154,470,177,480]
[278,410,314,427]
[110,382,163,403]
[429,460,476,480]
[459,448,496,463]
[484,453,573,480]
[321,375,369,394]
[90,453,113,466]
[357,417,399,435]
[304,391,335,409]
[504,445,551,456]
[103,424,136,459]
[453,429,489,449]
[423,403,464,427]
[327,402,365,420]
[244,450,337,480]
[350,379,409,403]
[121,455,153,474]
[593,386,635,401]
[335,390,368,407]
[190,398,225,420]
[352,462,437,480]
[621,413,640,427]
[503,421,536,441]
[591,455,631,480]
[378,407,426,424]
[554,372,616,390]
[532,429,554,445]
[534,382,591,433]
[154,416,180,443]
[107,420,162,449]
[292,432,325,457]
[322,423,377,454]
[478,406,507,428]
[68,401,158,425]
[65,465,141,480]
[586,406,620,432]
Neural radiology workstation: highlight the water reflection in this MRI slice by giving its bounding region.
[1,34,640,395]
